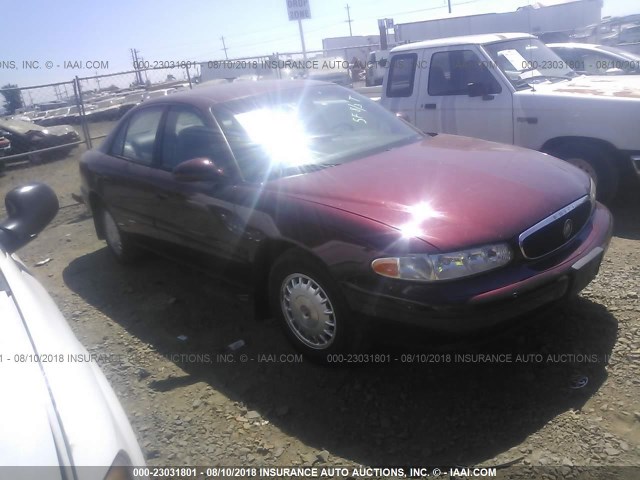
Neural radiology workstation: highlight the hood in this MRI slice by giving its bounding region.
[46,125,78,136]
[265,135,590,252]
[529,75,640,99]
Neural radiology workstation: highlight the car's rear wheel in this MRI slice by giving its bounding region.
[101,207,141,264]
[269,250,358,361]
[547,143,619,203]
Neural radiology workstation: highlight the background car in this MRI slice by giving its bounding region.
[0,182,146,476]
[80,80,612,361]
[0,118,81,165]
[548,42,640,75]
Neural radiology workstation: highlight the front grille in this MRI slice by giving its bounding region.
[519,195,592,259]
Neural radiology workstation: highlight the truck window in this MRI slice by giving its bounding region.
[386,53,418,98]
[428,50,501,96]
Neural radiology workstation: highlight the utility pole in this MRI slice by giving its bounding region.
[131,48,143,85]
[139,57,149,83]
[448,0,452,14]
[345,4,353,36]
[221,36,229,60]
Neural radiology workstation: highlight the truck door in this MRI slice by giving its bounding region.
[415,47,514,144]
[381,51,423,124]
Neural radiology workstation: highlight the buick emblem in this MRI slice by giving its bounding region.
[562,219,574,240]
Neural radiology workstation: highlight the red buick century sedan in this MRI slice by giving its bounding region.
[80,80,613,359]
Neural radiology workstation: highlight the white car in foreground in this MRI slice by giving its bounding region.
[0,183,145,480]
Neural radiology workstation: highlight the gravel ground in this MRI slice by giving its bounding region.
[0,148,639,480]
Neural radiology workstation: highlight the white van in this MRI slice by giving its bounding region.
[380,33,640,201]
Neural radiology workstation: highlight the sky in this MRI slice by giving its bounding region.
[0,0,637,89]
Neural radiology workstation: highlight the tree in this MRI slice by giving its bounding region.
[0,83,24,114]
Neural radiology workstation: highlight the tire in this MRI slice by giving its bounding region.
[100,206,141,264]
[269,249,360,361]
[547,143,619,203]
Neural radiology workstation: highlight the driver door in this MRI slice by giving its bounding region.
[416,47,514,144]
[147,105,241,260]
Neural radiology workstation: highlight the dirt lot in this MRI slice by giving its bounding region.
[1,146,639,479]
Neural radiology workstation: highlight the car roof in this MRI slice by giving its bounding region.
[142,79,330,107]
[391,32,535,53]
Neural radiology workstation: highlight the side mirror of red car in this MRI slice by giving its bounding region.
[173,158,226,182]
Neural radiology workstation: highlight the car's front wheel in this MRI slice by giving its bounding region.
[269,250,358,361]
[101,207,141,264]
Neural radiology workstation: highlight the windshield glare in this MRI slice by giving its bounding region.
[214,85,422,181]
[484,38,575,88]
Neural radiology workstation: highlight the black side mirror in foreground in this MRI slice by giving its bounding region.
[0,183,59,253]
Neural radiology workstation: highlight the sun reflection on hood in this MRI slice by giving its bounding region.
[400,201,445,239]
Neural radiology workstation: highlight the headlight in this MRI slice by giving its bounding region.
[372,243,513,282]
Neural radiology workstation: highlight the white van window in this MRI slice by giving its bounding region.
[386,54,418,98]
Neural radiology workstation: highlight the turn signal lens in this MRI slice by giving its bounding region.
[371,258,399,278]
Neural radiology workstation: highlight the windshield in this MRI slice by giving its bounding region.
[214,84,423,181]
[594,45,640,61]
[483,38,577,89]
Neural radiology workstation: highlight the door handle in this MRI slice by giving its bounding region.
[422,103,437,109]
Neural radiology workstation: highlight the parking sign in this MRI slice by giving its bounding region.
[286,0,311,21]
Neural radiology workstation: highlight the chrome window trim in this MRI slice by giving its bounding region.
[518,194,591,260]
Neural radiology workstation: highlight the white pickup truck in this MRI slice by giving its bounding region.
[380,33,640,201]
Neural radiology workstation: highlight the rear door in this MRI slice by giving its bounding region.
[415,46,514,143]
[102,105,165,237]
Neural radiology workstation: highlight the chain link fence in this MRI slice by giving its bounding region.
[0,65,195,173]
[196,43,382,98]
[1,44,382,173]
[0,80,84,170]
[76,65,194,148]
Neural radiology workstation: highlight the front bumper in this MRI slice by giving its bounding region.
[342,203,613,334]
